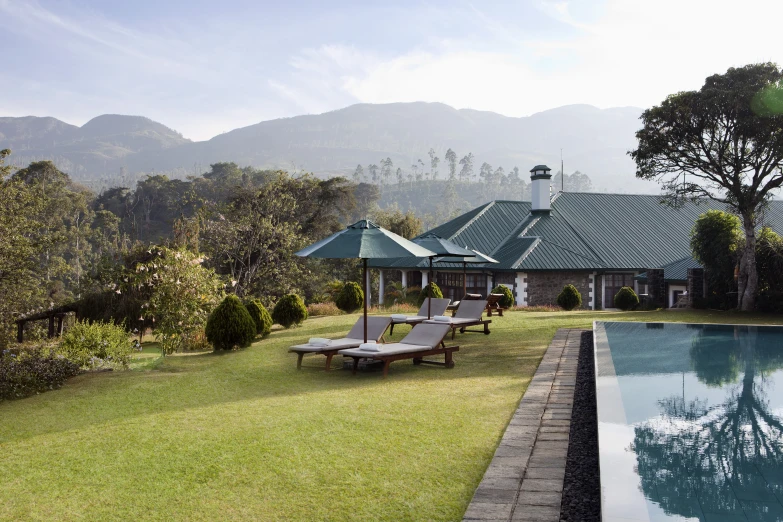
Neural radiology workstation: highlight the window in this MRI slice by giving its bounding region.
[436,272,487,301]
[605,273,635,306]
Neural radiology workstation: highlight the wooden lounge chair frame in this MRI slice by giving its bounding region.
[485,293,506,317]
[288,316,391,370]
[425,300,492,340]
[388,297,451,335]
[339,323,458,378]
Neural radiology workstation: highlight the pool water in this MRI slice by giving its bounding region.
[594,322,783,522]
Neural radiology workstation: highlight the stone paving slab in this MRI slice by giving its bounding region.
[462,329,586,522]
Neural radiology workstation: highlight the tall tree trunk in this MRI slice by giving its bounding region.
[738,214,758,311]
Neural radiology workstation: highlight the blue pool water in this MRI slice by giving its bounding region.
[594,322,783,522]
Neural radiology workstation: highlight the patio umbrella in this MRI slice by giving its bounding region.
[434,248,499,297]
[295,220,436,342]
[411,234,476,319]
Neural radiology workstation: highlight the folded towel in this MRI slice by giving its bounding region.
[391,314,409,321]
[308,338,332,346]
[432,315,452,323]
[359,342,381,351]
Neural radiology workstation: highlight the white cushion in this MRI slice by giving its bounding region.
[308,338,332,346]
[359,342,380,351]
[432,315,452,323]
[391,314,409,321]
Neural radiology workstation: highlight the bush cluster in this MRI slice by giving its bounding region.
[556,284,582,310]
[244,298,273,337]
[58,320,133,369]
[335,281,364,312]
[206,295,257,351]
[614,286,640,311]
[1,347,80,401]
[491,285,515,308]
[272,294,308,328]
[417,282,443,307]
[307,302,343,317]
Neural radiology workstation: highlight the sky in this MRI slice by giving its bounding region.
[2,0,783,141]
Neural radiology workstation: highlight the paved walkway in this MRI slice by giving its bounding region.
[463,328,585,522]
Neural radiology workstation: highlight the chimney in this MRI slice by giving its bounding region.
[530,165,552,213]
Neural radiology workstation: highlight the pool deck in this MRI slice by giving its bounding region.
[463,328,584,522]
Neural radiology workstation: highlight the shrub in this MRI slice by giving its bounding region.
[556,284,582,311]
[417,282,444,307]
[307,302,343,317]
[614,286,640,311]
[335,281,364,312]
[244,298,273,337]
[58,320,133,369]
[206,295,257,351]
[1,347,80,401]
[272,294,308,328]
[491,285,515,308]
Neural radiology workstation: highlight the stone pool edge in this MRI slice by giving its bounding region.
[462,328,585,522]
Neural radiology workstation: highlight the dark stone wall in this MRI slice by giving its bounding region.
[595,274,603,310]
[526,271,592,309]
[687,268,705,306]
[647,268,666,307]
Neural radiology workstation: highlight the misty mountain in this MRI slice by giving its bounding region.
[0,102,655,192]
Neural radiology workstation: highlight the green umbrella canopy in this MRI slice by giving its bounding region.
[295,220,436,259]
[433,249,499,265]
[412,234,476,258]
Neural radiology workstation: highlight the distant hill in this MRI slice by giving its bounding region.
[0,102,656,192]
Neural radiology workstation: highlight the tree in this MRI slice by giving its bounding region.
[368,164,379,184]
[396,167,404,185]
[371,207,422,239]
[128,246,224,355]
[380,158,393,186]
[352,164,363,183]
[630,63,783,310]
[445,148,458,181]
[479,162,493,183]
[690,210,742,309]
[459,153,474,183]
[428,148,440,181]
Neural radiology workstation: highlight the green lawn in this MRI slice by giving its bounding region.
[1,309,781,521]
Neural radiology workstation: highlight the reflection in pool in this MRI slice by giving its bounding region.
[594,322,783,522]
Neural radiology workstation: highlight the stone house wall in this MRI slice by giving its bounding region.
[526,271,592,309]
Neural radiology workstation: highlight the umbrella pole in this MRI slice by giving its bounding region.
[463,262,467,296]
[363,258,368,343]
[428,257,433,319]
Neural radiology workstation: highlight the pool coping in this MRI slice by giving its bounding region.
[462,328,585,522]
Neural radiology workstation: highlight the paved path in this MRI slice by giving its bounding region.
[463,328,585,522]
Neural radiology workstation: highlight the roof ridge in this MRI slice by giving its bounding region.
[449,200,496,240]
[489,213,536,256]
[511,237,542,268]
[536,238,607,266]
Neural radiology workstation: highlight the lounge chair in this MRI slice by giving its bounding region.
[445,293,482,316]
[485,293,506,317]
[424,300,491,339]
[338,323,458,378]
[288,316,391,370]
[388,297,451,335]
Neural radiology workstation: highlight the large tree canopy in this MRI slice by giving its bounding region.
[630,63,783,310]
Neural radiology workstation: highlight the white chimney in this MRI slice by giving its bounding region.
[530,165,552,213]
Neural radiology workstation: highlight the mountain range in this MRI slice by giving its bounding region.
[0,102,656,193]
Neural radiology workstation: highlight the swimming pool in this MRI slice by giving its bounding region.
[594,321,783,522]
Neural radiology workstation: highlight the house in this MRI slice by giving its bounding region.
[371,165,783,310]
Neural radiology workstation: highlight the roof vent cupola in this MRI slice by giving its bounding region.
[530,165,552,213]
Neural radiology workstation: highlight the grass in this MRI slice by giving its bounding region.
[1,309,781,521]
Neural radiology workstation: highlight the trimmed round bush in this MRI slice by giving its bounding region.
[417,281,443,307]
[335,281,364,312]
[491,285,515,308]
[205,295,257,351]
[272,294,308,328]
[614,286,640,311]
[556,284,582,311]
[244,298,272,337]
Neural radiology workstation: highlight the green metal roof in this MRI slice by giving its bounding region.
[636,256,702,283]
[370,193,783,272]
